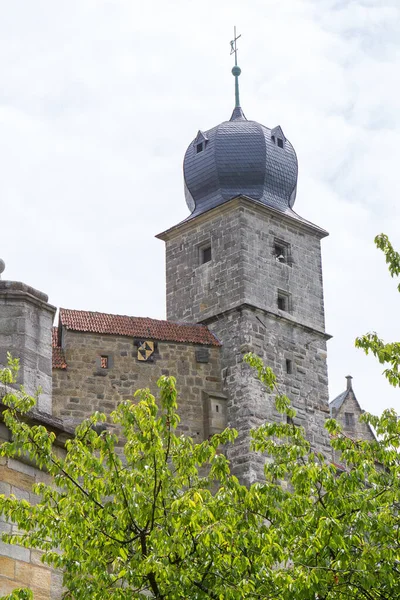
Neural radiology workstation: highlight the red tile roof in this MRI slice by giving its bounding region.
[52,327,67,370]
[58,308,221,347]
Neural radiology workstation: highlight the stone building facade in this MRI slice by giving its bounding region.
[158,197,332,482]
[52,309,226,441]
[0,406,71,599]
[0,61,374,595]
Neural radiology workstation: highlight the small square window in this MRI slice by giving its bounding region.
[345,412,355,428]
[286,359,293,374]
[277,138,284,148]
[274,244,286,262]
[273,239,291,265]
[196,142,204,154]
[100,356,108,369]
[201,246,212,264]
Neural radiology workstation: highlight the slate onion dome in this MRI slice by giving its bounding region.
[183,55,298,218]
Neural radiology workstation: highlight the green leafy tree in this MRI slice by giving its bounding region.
[356,234,400,386]
[1,235,400,599]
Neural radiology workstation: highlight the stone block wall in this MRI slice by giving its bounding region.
[0,423,62,600]
[0,282,56,414]
[209,307,331,483]
[164,198,327,333]
[161,197,331,483]
[53,330,225,441]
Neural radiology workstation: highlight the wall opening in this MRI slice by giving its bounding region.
[274,238,291,265]
[345,412,355,429]
[201,246,212,264]
[277,290,291,312]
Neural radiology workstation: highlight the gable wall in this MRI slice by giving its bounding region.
[333,390,375,441]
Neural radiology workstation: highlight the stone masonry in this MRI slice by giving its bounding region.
[52,329,226,441]
[330,376,375,442]
[159,196,331,482]
[0,282,56,414]
[0,413,71,599]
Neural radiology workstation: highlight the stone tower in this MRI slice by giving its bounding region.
[158,59,331,483]
[0,263,56,414]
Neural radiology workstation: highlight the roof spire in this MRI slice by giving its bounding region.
[229,26,246,121]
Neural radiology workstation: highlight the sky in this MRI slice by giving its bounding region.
[0,0,399,415]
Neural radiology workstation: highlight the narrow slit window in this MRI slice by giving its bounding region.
[277,295,287,311]
[277,290,291,312]
[201,246,212,264]
[215,404,219,413]
[100,355,109,369]
[286,359,292,374]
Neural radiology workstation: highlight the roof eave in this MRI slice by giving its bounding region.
[156,195,329,242]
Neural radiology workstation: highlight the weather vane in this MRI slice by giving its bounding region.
[230,26,241,67]
[230,26,242,109]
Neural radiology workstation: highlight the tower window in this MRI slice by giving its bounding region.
[277,290,291,312]
[196,142,204,154]
[274,239,291,264]
[345,412,355,429]
[286,359,293,374]
[277,138,284,148]
[100,355,109,369]
[201,246,212,264]
[277,296,286,310]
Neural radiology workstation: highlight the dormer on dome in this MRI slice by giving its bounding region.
[193,130,208,155]
[271,125,286,149]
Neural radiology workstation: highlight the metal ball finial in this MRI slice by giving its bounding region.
[0,259,5,279]
[232,65,241,77]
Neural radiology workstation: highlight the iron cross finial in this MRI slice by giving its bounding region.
[230,26,242,109]
[230,26,241,66]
